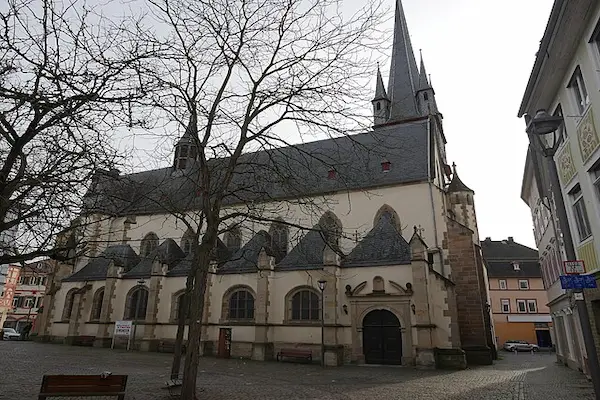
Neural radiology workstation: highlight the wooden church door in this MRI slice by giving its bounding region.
[362,309,402,365]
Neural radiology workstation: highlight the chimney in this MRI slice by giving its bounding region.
[508,237,514,243]
[485,237,491,241]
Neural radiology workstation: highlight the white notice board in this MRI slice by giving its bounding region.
[111,320,133,350]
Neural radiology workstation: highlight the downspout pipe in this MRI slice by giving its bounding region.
[426,116,442,275]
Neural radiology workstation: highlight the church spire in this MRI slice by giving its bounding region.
[386,0,420,123]
[373,64,388,101]
[372,63,391,126]
[418,49,430,90]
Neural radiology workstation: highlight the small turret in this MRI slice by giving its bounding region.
[372,65,390,126]
[173,115,198,171]
[416,50,438,115]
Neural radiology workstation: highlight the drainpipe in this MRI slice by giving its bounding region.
[426,117,443,275]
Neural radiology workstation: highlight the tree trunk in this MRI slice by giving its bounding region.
[170,273,193,380]
[180,246,210,399]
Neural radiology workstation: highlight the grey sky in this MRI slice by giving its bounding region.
[395,0,553,248]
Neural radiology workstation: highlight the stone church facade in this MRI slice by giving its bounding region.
[36,0,494,367]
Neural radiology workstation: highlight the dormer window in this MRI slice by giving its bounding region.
[376,102,381,111]
[381,161,391,172]
[423,93,429,101]
[328,169,336,179]
[512,261,520,271]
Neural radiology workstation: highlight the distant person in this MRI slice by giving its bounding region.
[21,323,31,341]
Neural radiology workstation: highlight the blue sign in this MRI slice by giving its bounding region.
[560,275,597,289]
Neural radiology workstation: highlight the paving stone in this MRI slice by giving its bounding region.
[0,342,594,399]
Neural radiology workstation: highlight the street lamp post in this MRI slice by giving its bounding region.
[317,279,327,367]
[526,110,600,399]
[131,279,145,350]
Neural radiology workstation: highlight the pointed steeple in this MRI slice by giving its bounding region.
[447,163,473,193]
[387,0,420,123]
[418,50,430,90]
[373,64,388,101]
[372,63,391,126]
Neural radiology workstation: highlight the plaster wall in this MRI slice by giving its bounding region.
[76,183,448,276]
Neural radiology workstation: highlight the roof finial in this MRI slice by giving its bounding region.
[452,162,457,174]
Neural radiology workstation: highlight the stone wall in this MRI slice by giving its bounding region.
[444,218,492,365]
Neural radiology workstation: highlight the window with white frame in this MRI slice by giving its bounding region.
[501,299,510,313]
[499,279,507,290]
[517,299,527,313]
[553,104,566,144]
[24,297,35,308]
[527,299,538,313]
[589,19,600,73]
[569,184,592,241]
[568,66,590,114]
[519,279,529,290]
[590,162,600,209]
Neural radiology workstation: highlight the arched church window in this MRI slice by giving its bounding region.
[224,227,242,253]
[125,286,148,320]
[373,205,401,231]
[376,102,381,111]
[269,220,288,262]
[180,229,195,256]
[228,290,255,320]
[289,289,320,321]
[140,232,159,257]
[90,287,104,321]
[319,212,342,247]
[62,288,78,321]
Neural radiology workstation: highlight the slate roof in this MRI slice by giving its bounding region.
[386,0,420,121]
[63,244,140,282]
[343,212,411,267]
[217,231,274,274]
[480,238,541,278]
[277,227,335,271]
[447,164,473,193]
[480,238,538,261]
[123,239,186,279]
[485,261,542,278]
[83,121,430,216]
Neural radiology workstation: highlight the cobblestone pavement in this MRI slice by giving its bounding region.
[0,342,594,399]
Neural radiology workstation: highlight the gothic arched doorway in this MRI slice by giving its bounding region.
[362,309,402,365]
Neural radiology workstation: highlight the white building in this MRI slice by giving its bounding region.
[519,0,600,375]
[37,0,494,368]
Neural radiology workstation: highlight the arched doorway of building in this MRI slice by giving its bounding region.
[362,309,402,365]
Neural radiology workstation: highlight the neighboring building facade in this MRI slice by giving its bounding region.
[0,265,20,329]
[519,0,600,374]
[37,0,494,367]
[481,238,552,348]
[2,261,51,332]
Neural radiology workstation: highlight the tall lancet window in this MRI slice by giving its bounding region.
[269,219,288,263]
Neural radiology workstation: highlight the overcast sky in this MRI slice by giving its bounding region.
[391,0,554,248]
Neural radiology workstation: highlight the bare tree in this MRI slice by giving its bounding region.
[105,0,387,397]
[0,0,149,265]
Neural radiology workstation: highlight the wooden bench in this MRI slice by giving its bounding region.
[276,348,312,362]
[38,374,128,399]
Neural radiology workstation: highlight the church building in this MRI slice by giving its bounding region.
[36,0,494,368]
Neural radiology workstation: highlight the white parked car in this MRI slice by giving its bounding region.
[503,340,539,352]
[2,328,20,340]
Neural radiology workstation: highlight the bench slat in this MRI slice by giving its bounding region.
[39,375,127,398]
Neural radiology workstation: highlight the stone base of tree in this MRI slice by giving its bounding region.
[434,347,467,370]
[251,342,274,361]
[324,345,345,366]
